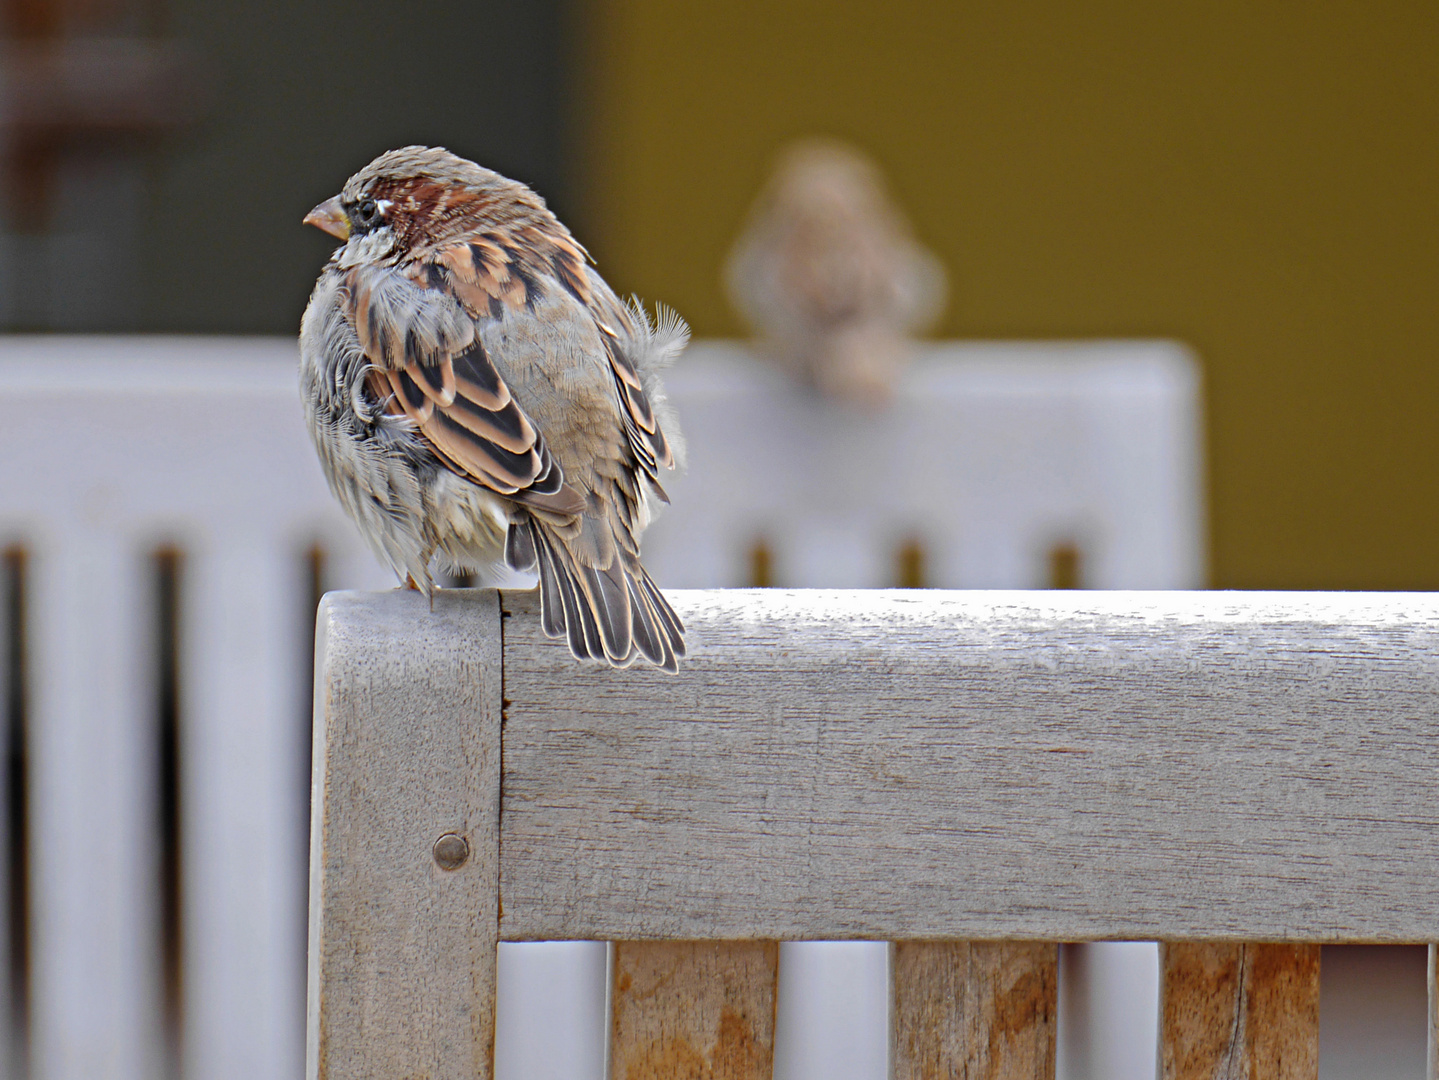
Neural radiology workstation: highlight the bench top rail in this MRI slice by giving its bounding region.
[316,587,1439,946]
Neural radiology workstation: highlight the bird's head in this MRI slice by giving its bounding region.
[303,145,549,264]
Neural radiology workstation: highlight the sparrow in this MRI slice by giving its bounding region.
[725,139,946,405]
[299,146,687,671]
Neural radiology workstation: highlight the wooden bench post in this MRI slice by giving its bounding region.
[307,590,502,1080]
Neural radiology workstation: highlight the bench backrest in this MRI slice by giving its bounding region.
[309,587,1439,1079]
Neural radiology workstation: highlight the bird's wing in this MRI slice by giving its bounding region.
[602,319,676,490]
[429,229,676,493]
[406,229,686,670]
[340,260,583,517]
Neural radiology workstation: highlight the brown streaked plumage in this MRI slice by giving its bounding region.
[300,146,687,670]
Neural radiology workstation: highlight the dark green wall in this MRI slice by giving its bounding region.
[140,0,573,333]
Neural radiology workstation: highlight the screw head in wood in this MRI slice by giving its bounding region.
[432,832,469,871]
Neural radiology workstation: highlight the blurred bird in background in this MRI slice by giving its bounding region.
[725,139,947,405]
[300,146,688,671]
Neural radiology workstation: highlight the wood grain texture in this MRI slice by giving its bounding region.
[306,590,502,1080]
[495,588,1439,941]
[610,941,778,1080]
[1160,942,1319,1080]
[892,941,1057,1080]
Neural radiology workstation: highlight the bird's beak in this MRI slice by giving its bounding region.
[303,196,350,240]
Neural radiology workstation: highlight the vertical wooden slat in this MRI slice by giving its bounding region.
[891,941,1057,1080]
[1160,942,1319,1080]
[610,941,778,1080]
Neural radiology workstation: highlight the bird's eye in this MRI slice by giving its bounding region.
[356,199,378,224]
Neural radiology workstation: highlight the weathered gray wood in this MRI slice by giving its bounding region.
[891,941,1056,1080]
[493,588,1439,941]
[306,590,502,1080]
[1160,942,1319,1080]
[610,941,778,1080]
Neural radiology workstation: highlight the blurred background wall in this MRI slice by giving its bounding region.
[6,0,1438,588]
[138,0,574,332]
[572,0,1439,592]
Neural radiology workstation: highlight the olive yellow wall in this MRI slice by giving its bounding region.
[574,1,1439,589]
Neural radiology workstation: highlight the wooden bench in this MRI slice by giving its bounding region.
[307,588,1439,1080]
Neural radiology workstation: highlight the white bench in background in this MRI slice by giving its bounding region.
[0,339,392,1080]
[644,340,1205,591]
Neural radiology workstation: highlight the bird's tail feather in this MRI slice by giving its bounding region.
[518,518,684,672]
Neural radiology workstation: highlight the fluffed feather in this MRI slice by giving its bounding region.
[300,146,686,670]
